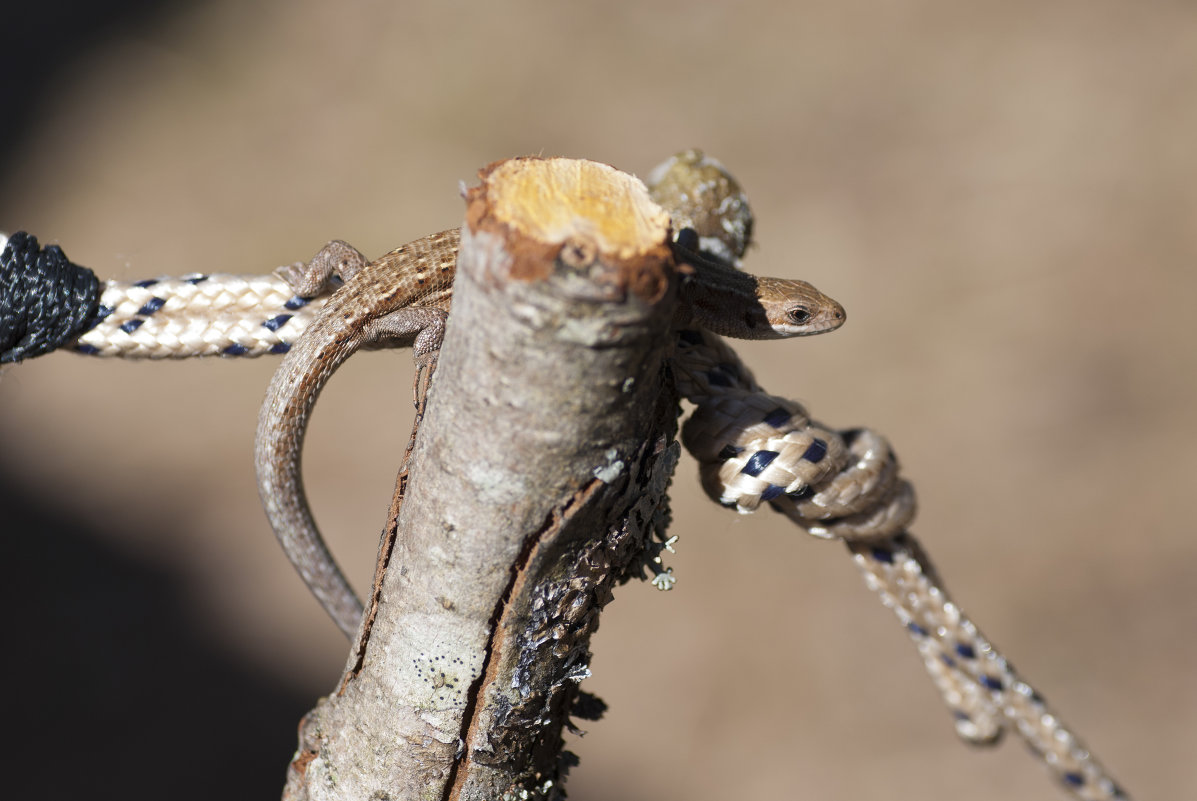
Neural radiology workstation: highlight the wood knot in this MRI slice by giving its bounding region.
[559,236,598,269]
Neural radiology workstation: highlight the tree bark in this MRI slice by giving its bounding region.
[282,157,682,801]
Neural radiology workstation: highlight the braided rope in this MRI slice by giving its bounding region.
[75,272,331,358]
[851,534,1126,799]
[4,153,1129,796]
[0,231,101,363]
[13,245,1130,798]
[0,229,334,360]
[672,326,1128,801]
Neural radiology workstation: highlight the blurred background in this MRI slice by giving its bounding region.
[1,1,1192,799]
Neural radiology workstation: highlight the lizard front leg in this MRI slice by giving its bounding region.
[273,240,369,297]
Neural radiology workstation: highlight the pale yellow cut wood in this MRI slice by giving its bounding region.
[485,158,671,259]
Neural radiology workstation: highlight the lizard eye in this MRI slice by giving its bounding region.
[787,306,812,326]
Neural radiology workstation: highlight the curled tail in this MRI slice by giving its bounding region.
[255,329,365,638]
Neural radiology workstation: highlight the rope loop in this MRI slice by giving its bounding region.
[673,326,915,539]
[0,231,100,363]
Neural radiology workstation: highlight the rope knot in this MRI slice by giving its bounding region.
[0,231,100,363]
[674,327,917,541]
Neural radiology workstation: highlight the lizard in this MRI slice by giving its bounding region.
[256,199,846,640]
[1,162,1127,798]
[255,230,458,638]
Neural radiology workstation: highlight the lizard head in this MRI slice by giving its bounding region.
[754,276,846,337]
[681,268,847,340]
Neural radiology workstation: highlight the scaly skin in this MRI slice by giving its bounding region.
[257,176,844,639]
[255,230,457,637]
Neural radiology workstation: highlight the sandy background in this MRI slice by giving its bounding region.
[1,2,1193,799]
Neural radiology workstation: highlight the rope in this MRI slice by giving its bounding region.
[77,272,329,358]
[849,533,1126,798]
[651,150,1129,794]
[2,150,1130,797]
[671,325,1129,801]
[0,232,334,360]
[0,231,100,363]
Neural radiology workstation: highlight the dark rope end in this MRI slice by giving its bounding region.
[0,232,101,363]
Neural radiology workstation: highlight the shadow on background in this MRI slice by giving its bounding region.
[0,1,191,165]
[4,13,312,794]
[0,470,309,801]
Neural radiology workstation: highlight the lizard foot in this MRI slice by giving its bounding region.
[273,240,369,297]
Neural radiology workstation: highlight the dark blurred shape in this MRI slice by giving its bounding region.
[0,0,192,165]
[0,468,310,801]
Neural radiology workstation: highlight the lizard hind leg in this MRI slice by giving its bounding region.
[404,324,445,474]
[366,307,447,509]
[399,353,438,497]
[363,305,447,416]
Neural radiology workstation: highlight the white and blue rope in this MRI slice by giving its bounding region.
[0,150,1131,799]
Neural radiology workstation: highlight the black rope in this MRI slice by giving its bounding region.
[0,232,100,363]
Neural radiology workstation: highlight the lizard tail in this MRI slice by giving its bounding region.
[255,331,365,639]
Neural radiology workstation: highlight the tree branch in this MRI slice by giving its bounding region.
[283,157,682,801]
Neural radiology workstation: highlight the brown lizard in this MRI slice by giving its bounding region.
[256,179,846,639]
[255,230,458,637]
